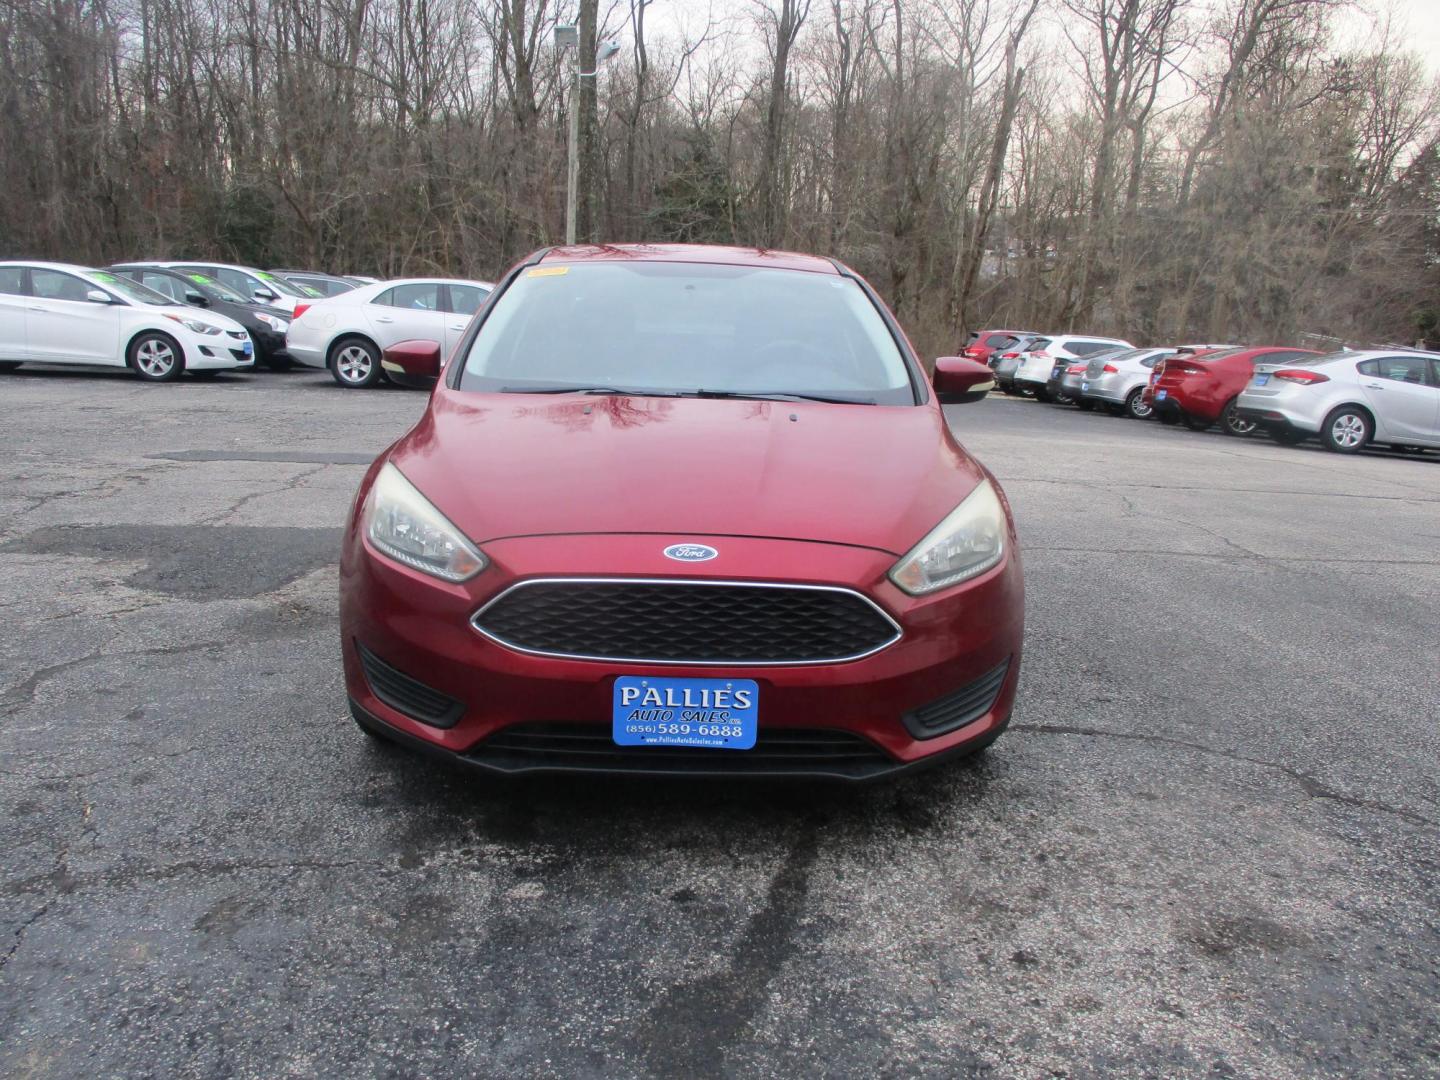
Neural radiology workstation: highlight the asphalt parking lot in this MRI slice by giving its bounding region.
[2,367,1438,1078]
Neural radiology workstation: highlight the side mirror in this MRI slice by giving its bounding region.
[85,289,112,304]
[932,356,995,404]
[253,287,278,301]
[382,338,443,380]
[184,291,208,307]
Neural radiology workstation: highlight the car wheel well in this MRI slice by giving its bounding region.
[327,333,380,369]
[125,328,184,370]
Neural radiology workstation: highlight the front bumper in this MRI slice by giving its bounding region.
[185,337,255,370]
[339,529,1024,780]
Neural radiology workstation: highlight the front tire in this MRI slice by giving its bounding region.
[330,337,383,389]
[1320,406,1371,454]
[129,332,183,382]
[1125,388,1152,420]
[1220,398,1256,437]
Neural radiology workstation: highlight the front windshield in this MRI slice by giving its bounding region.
[458,262,916,405]
[90,271,172,306]
[180,272,247,304]
[251,270,307,298]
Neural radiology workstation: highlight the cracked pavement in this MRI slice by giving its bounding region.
[1,366,1438,1078]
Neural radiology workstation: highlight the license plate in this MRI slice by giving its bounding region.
[1156,389,1168,401]
[1255,374,1269,386]
[612,676,758,750]
[243,341,254,355]
[1081,381,1089,391]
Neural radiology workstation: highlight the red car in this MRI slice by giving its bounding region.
[963,329,1040,367]
[1144,346,1321,434]
[340,244,1024,780]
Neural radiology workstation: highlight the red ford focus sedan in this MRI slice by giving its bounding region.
[340,244,1024,780]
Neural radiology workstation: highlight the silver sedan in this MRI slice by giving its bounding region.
[1078,348,1177,418]
[1236,349,1440,453]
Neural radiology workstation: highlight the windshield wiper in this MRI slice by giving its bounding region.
[689,389,877,405]
[499,385,679,396]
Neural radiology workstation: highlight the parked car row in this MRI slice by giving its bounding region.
[0,258,487,385]
[969,327,1440,454]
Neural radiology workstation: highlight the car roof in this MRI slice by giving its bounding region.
[536,243,842,275]
[0,260,100,274]
[1046,334,1130,344]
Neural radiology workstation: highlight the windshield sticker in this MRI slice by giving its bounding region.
[256,272,278,281]
[526,266,569,278]
[188,274,214,284]
[91,272,118,282]
[302,286,323,296]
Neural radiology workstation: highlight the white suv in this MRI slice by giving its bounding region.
[1014,334,1132,401]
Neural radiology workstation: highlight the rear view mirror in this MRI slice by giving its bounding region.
[932,356,995,404]
[253,287,277,301]
[85,289,112,304]
[382,339,443,380]
[185,291,207,307]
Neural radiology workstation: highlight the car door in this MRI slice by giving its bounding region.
[0,267,28,360]
[442,284,490,358]
[365,283,446,349]
[27,268,122,365]
[1358,356,1440,443]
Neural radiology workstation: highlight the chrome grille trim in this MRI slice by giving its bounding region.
[469,577,903,666]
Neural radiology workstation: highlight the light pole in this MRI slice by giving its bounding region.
[555,24,619,245]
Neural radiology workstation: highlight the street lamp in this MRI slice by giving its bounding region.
[555,25,621,245]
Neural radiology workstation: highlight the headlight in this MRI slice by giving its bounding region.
[362,463,486,582]
[889,479,1006,596]
[255,313,290,333]
[165,315,221,335]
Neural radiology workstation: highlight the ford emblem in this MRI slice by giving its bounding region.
[664,543,718,563]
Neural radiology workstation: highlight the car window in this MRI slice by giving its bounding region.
[1364,355,1432,385]
[202,268,254,295]
[1067,340,1110,356]
[987,334,1017,351]
[0,268,23,295]
[374,283,441,311]
[1028,338,1051,352]
[250,270,307,298]
[459,262,915,405]
[447,284,490,316]
[30,269,94,301]
[140,272,185,302]
[181,272,246,304]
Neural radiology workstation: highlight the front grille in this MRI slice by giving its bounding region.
[472,579,900,665]
[902,659,1010,739]
[229,348,250,362]
[467,723,897,779]
[357,641,464,728]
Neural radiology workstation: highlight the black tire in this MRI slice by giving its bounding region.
[128,331,184,382]
[1156,410,1178,425]
[329,336,383,388]
[1181,412,1212,432]
[1220,397,1256,437]
[1033,388,1052,403]
[1075,399,1095,411]
[1124,387,1153,420]
[1270,427,1306,446]
[265,353,294,372]
[190,370,222,380]
[0,361,20,372]
[1320,406,1371,454]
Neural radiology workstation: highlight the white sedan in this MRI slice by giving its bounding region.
[0,262,255,381]
[284,278,493,388]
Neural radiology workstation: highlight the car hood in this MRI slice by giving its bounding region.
[160,306,248,334]
[388,389,987,555]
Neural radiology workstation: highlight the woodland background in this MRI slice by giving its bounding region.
[2,0,1438,355]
